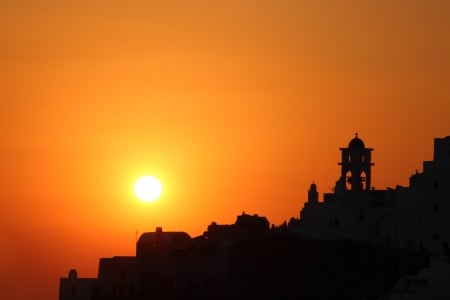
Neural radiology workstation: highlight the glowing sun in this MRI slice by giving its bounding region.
[134,176,163,202]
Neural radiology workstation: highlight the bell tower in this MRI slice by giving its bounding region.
[338,133,374,195]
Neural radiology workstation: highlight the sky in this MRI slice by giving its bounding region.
[0,0,449,299]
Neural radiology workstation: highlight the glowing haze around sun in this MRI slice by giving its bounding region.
[134,176,163,202]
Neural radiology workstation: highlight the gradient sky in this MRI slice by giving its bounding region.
[1,1,449,299]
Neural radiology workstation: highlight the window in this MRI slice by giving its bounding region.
[345,171,352,190]
[360,171,367,190]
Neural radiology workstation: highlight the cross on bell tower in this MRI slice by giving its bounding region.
[338,133,374,196]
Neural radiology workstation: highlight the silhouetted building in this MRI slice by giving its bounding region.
[390,136,450,254]
[59,269,96,300]
[60,226,428,300]
[338,133,374,195]
[60,135,450,299]
[296,135,450,255]
[205,212,269,244]
[59,213,269,300]
[96,256,137,299]
[383,256,450,299]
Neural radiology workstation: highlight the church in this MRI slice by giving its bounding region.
[296,134,450,255]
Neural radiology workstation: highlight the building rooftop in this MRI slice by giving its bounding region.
[349,133,365,148]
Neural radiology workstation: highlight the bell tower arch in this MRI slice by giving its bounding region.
[338,133,374,195]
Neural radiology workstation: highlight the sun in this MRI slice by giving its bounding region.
[134,176,163,202]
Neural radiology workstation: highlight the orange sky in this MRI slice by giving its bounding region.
[1,1,450,299]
